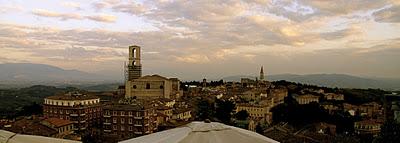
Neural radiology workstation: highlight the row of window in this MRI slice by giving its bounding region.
[45,100,99,106]
[106,118,145,124]
[132,83,164,89]
[104,110,150,117]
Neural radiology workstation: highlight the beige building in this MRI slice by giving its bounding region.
[43,92,102,131]
[236,103,272,123]
[41,118,74,138]
[325,93,344,101]
[294,94,320,104]
[124,45,181,99]
[125,74,181,99]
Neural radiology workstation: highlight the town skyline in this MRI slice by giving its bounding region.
[1,0,399,79]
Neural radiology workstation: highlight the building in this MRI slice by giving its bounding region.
[236,103,272,123]
[260,66,265,81]
[172,108,192,121]
[354,119,382,137]
[324,93,344,101]
[294,94,320,104]
[43,92,102,132]
[124,45,182,99]
[384,93,400,123]
[241,89,265,102]
[5,118,58,138]
[343,102,382,117]
[41,118,74,138]
[125,74,182,99]
[102,101,157,141]
[268,87,288,106]
[127,45,142,80]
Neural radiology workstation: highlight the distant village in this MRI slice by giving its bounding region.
[1,45,399,143]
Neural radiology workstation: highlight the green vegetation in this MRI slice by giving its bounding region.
[0,85,79,118]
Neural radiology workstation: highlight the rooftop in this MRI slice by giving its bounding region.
[46,92,99,100]
[42,118,73,128]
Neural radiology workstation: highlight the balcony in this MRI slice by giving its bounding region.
[144,123,149,126]
[104,115,111,118]
[70,114,78,116]
[103,122,111,125]
[104,130,111,132]
[134,117,143,119]
[134,124,142,127]
[134,132,142,134]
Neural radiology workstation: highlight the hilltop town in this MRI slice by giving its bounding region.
[1,45,399,143]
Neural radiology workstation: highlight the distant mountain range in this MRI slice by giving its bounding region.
[0,63,121,88]
[1,63,399,90]
[222,74,400,90]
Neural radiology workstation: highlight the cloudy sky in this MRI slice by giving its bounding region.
[0,0,399,80]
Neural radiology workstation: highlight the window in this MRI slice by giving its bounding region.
[160,85,164,89]
[113,118,117,123]
[113,125,117,130]
[128,111,132,116]
[121,126,125,131]
[146,83,150,89]
[121,118,125,124]
[129,126,133,131]
[121,111,125,116]
[129,118,133,124]
[113,111,117,116]
[133,85,137,89]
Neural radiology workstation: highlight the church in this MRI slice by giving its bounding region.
[125,45,182,99]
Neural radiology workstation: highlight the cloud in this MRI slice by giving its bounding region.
[32,9,82,20]
[175,54,210,64]
[61,2,82,10]
[0,5,23,14]
[86,14,117,23]
[112,2,147,15]
[31,9,117,23]
[373,5,400,23]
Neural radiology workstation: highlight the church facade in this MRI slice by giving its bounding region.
[125,45,181,99]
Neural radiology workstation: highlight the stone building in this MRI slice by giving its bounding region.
[126,74,181,99]
[102,101,157,141]
[43,92,102,132]
[124,45,182,99]
[294,94,320,105]
[354,119,382,137]
[236,103,272,123]
[41,118,74,138]
[324,93,344,101]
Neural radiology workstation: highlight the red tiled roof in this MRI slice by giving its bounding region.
[43,118,73,128]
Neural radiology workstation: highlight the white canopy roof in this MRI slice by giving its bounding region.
[120,121,279,143]
[0,130,80,143]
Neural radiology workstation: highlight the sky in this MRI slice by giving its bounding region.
[0,0,399,80]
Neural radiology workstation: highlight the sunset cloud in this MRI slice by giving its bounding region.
[31,9,116,23]
[0,0,399,79]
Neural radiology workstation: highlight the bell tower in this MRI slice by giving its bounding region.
[260,66,264,81]
[127,45,142,80]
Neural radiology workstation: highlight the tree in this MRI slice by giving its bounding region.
[235,110,249,120]
[196,98,215,121]
[373,121,400,143]
[215,99,235,124]
[255,123,264,134]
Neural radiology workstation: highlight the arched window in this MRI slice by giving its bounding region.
[146,83,150,89]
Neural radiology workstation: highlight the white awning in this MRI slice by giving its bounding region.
[120,121,279,143]
[0,130,80,143]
